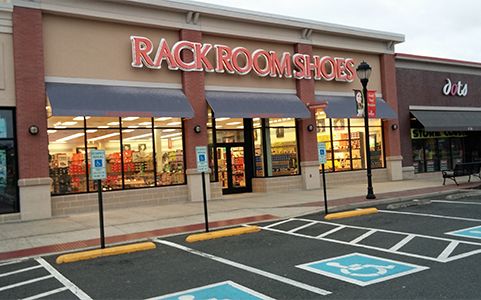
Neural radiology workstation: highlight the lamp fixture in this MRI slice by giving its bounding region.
[194,125,201,133]
[307,124,314,132]
[391,124,399,130]
[28,125,39,135]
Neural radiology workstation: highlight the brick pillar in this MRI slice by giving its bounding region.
[294,43,320,190]
[13,7,52,219]
[380,54,403,180]
[179,29,211,201]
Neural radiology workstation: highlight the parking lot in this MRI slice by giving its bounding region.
[2,189,481,299]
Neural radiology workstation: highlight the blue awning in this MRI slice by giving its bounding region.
[46,82,194,118]
[206,91,311,118]
[315,95,397,119]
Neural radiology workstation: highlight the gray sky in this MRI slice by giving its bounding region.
[190,0,481,63]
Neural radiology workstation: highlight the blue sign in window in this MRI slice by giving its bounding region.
[297,253,428,286]
[447,225,481,240]
[94,159,103,167]
[154,281,273,300]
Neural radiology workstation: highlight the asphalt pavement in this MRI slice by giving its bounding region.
[2,189,481,299]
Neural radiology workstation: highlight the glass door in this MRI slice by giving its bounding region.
[216,144,247,194]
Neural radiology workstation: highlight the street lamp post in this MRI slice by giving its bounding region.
[357,61,376,199]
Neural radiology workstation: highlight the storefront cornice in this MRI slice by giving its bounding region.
[0,2,12,34]
[409,105,481,112]
[396,53,481,76]
[12,0,403,54]
[45,76,183,89]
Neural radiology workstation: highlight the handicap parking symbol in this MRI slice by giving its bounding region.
[94,159,103,168]
[446,225,481,240]
[153,281,273,300]
[297,253,428,286]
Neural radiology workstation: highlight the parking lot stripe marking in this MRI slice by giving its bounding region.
[432,200,481,205]
[36,258,92,300]
[263,219,293,229]
[21,287,69,300]
[316,225,346,238]
[0,265,42,278]
[443,249,481,262]
[154,239,332,296]
[437,241,459,260]
[0,258,27,267]
[0,275,53,292]
[378,210,481,222]
[288,221,317,233]
[293,218,481,246]
[349,230,376,244]
[389,235,415,251]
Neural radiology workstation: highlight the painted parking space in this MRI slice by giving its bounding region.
[297,253,428,286]
[148,281,273,300]
[446,225,481,240]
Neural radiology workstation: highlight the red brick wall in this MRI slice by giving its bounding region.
[294,43,318,162]
[180,29,208,169]
[13,7,49,179]
[380,54,401,157]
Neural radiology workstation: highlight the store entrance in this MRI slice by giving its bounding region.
[216,143,248,194]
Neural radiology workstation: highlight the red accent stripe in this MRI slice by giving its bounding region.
[0,214,277,261]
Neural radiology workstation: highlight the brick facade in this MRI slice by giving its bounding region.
[13,7,49,179]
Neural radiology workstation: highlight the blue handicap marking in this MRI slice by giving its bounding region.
[447,225,481,240]
[297,253,428,286]
[94,159,103,168]
[199,154,205,162]
[154,281,273,300]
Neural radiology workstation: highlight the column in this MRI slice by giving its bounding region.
[295,43,320,190]
[13,7,52,220]
[180,29,211,201]
[380,54,403,180]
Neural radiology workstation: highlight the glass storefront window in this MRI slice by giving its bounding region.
[0,140,18,213]
[267,127,299,176]
[122,129,155,188]
[47,116,185,195]
[154,128,185,186]
[86,129,122,191]
[48,129,88,194]
[253,128,264,177]
[315,108,385,172]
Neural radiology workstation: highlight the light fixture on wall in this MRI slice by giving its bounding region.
[391,124,399,130]
[307,124,314,132]
[28,125,39,135]
[193,125,201,133]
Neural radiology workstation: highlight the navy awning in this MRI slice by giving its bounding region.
[315,95,397,119]
[205,91,311,118]
[46,82,194,118]
[411,110,481,131]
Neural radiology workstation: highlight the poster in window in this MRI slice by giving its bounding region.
[0,149,6,188]
[276,128,284,138]
[0,118,6,138]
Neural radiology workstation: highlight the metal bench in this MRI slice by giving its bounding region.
[442,162,481,185]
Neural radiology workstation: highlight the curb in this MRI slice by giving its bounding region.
[386,199,432,210]
[186,226,260,243]
[325,208,378,220]
[55,242,156,264]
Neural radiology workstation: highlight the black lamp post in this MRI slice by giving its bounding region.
[357,61,376,199]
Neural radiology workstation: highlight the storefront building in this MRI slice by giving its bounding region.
[6,0,403,221]
[396,54,481,177]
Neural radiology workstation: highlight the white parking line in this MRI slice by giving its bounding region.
[389,235,415,251]
[0,258,28,267]
[0,275,53,292]
[263,219,293,229]
[437,241,459,261]
[378,210,481,222]
[0,265,42,278]
[349,230,376,244]
[316,226,346,238]
[288,221,316,233]
[432,200,481,206]
[21,287,69,300]
[154,239,332,296]
[36,258,92,300]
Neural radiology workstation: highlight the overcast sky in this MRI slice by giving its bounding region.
[190,0,481,63]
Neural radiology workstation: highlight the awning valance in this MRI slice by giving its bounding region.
[46,82,194,118]
[411,109,481,131]
[205,91,311,118]
[315,95,397,119]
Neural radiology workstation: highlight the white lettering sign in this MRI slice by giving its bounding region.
[442,78,468,97]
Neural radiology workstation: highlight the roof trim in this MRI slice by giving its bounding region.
[396,53,481,69]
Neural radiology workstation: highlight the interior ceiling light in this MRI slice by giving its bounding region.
[167,121,182,126]
[122,117,139,121]
[61,121,78,126]
[215,117,230,121]
[107,122,120,126]
[55,132,85,142]
[162,129,176,132]
[155,117,172,121]
[226,121,242,125]
[87,132,120,142]
[123,133,152,141]
[86,129,98,133]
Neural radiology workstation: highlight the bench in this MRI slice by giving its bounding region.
[442,162,481,185]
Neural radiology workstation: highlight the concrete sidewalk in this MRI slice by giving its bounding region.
[0,174,479,260]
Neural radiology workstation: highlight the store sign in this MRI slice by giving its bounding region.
[318,142,327,164]
[90,150,107,180]
[130,36,356,82]
[411,129,467,139]
[442,78,468,97]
